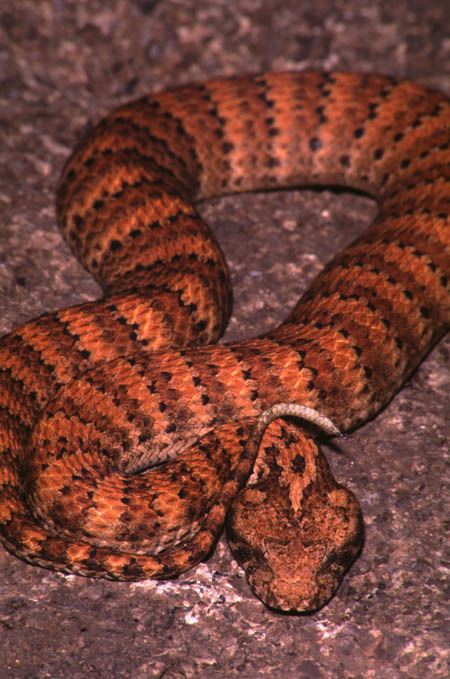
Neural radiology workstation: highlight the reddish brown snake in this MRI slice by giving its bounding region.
[0,71,449,612]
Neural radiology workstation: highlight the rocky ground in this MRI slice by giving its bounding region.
[0,1,449,678]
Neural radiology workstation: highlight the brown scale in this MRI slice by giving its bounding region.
[0,71,449,613]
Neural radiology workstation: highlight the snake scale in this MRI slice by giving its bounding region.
[0,71,449,613]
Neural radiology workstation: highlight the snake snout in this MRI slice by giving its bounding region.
[229,511,364,613]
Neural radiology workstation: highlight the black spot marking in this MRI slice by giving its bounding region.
[73,214,84,230]
[291,454,306,475]
[267,156,280,168]
[316,106,327,123]
[110,240,123,252]
[309,137,322,151]
[222,141,234,154]
[194,320,207,333]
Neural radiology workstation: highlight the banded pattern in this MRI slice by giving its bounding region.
[0,71,449,612]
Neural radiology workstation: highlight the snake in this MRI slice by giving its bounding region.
[0,71,449,613]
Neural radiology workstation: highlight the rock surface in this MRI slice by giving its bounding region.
[0,1,449,678]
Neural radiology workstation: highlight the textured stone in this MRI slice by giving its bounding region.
[0,1,449,678]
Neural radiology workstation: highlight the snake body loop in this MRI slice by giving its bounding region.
[0,71,449,612]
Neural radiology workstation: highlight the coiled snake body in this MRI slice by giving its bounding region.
[0,71,449,612]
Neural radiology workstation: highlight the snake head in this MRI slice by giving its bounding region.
[227,422,363,613]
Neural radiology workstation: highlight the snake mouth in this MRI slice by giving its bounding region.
[246,536,365,614]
